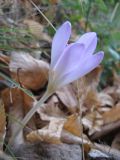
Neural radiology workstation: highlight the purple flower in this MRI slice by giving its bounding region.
[15,21,104,132]
[48,21,104,90]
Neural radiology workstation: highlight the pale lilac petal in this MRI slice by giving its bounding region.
[77,32,97,55]
[57,51,104,87]
[53,43,85,77]
[51,21,71,68]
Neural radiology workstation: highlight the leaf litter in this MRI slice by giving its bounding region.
[0,52,120,159]
[0,1,120,159]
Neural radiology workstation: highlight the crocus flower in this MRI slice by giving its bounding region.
[15,21,104,135]
[48,21,104,91]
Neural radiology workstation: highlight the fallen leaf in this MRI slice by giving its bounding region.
[64,114,82,137]
[56,85,78,113]
[9,52,49,90]
[82,111,103,135]
[103,86,120,103]
[98,92,114,107]
[36,95,66,123]
[103,102,120,124]
[27,118,65,144]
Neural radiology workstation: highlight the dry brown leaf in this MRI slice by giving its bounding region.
[85,66,103,88]
[103,86,120,103]
[103,102,120,124]
[84,67,103,110]
[73,67,102,112]
[9,52,49,90]
[63,114,82,137]
[73,66,102,92]
[36,95,66,123]
[84,89,100,110]
[56,85,78,113]
[82,111,103,135]
[98,92,114,107]
[24,20,51,41]
[27,118,65,144]
[0,99,6,150]
[1,88,25,145]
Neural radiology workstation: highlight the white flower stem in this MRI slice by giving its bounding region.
[22,90,53,127]
[12,89,53,142]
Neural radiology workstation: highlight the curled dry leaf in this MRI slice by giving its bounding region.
[73,67,102,95]
[82,111,103,136]
[9,52,49,90]
[0,99,6,150]
[84,67,103,110]
[103,102,120,124]
[32,97,83,143]
[27,118,65,144]
[97,92,114,107]
[36,95,66,123]
[63,114,82,137]
[85,66,103,88]
[103,86,120,103]
[56,85,78,113]
[73,67,103,112]
[84,88,100,110]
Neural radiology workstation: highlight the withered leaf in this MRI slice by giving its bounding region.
[103,102,120,124]
[98,92,114,107]
[56,85,78,113]
[27,118,65,144]
[82,111,103,136]
[9,52,49,90]
[63,114,82,137]
[36,95,66,122]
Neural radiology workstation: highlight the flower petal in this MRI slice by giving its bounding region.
[54,43,85,77]
[77,32,97,55]
[51,21,71,68]
[57,51,104,87]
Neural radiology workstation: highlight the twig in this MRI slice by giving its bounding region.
[28,0,56,32]
[76,78,86,160]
